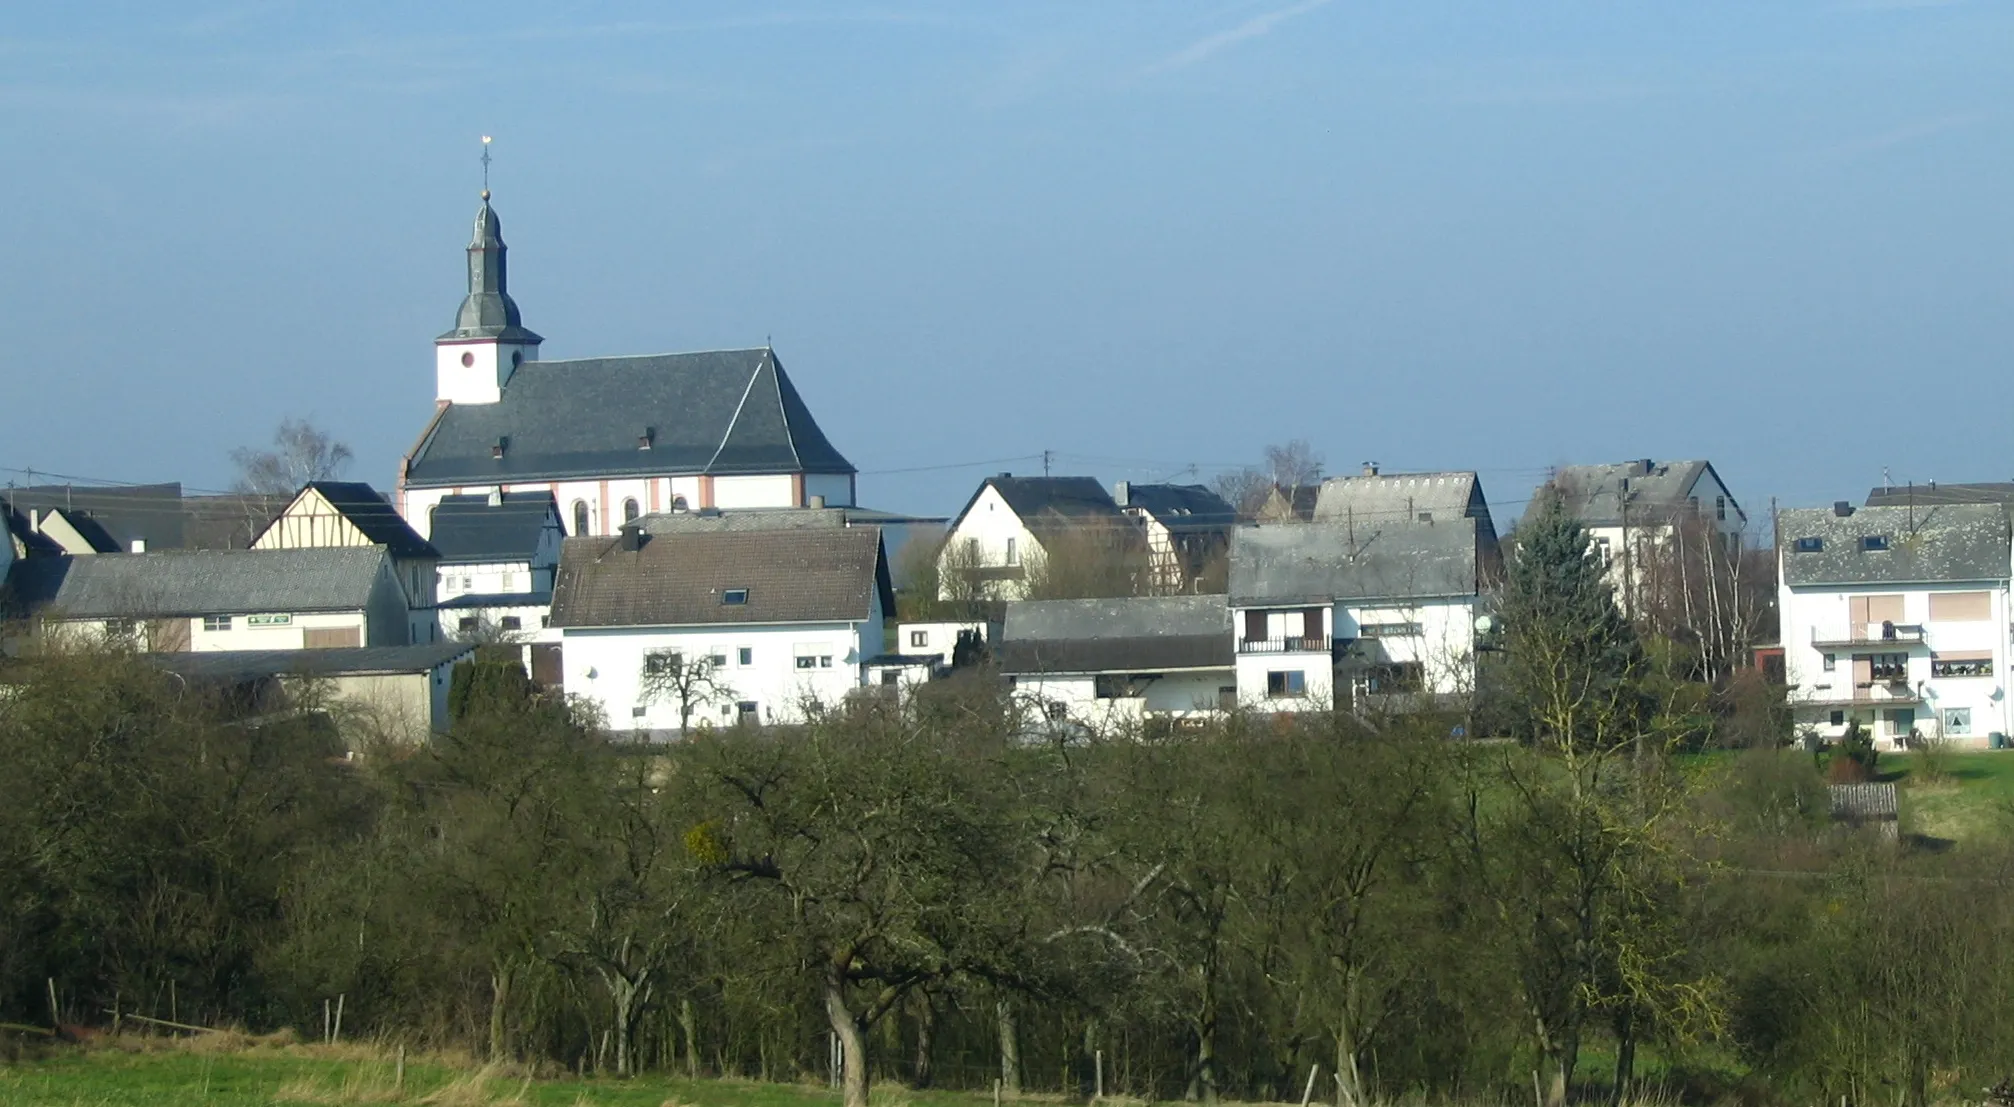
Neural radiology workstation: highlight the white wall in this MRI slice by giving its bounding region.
[405,473,814,541]
[436,339,537,405]
[896,621,990,664]
[439,559,539,599]
[712,474,797,510]
[561,619,878,731]
[1336,598,1479,697]
[939,485,1037,600]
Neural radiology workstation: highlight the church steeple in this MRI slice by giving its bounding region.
[442,191,541,343]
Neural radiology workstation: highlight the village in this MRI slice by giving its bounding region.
[1,187,2005,756]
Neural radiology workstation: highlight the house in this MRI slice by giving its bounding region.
[1113,482,1237,594]
[148,642,476,738]
[1253,484,1319,524]
[996,595,1233,729]
[1778,502,2011,749]
[1865,481,2014,509]
[252,482,441,645]
[1312,465,1501,571]
[1228,519,1485,712]
[551,526,892,733]
[937,475,1141,601]
[1,483,286,552]
[397,191,857,539]
[630,502,945,586]
[8,546,418,651]
[427,490,564,641]
[1537,459,1746,605]
[895,620,996,668]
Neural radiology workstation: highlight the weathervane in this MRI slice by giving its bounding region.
[480,135,493,199]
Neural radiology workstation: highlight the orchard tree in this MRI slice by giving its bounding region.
[230,417,354,496]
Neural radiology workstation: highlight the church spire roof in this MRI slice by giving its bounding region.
[439,191,542,344]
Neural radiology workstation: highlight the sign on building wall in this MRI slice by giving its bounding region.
[247,613,294,627]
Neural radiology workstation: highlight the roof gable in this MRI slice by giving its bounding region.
[1538,459,1739,528]
[405,348,855,486]
[428,491,561,564]
[256,483,437,559]
[1229,519,1481,605]
[948,477,1128,542]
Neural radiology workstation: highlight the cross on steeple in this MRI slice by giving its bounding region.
[480,135,492,197]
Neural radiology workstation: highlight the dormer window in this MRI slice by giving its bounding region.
[723,589,749,606]
[491,436,508,460]
[638,427,655,450]
[1794,537,1823,553]
[1862,535,1889,552]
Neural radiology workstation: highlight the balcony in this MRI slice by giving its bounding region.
[1792,681,1924,708]
[1238,635,1332,655]
[1810,623,1927,649]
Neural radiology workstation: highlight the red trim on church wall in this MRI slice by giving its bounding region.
[700,476,715,509]
[792,473,805,507]
[599,481,611,535]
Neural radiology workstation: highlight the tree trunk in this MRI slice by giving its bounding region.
[488,963,513,1063]
[1607,1009,1635,1107]
[825,973,871,1107]
[680,996,699,1079]
[1196,976,1220,1105]
[1334,1023,1364,1107]
[604,970,648,1077]
[997,998,1022,1095]
[911,990,936,1089]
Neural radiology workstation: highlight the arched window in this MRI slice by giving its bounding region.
[623,497,640,524]
[572,499,591,536]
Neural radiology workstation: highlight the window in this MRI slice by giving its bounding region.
[723,589,749,606]
[572,500,590,536]
[1943,708,1973,735]
[1933,655,1994,677]
[1862,653,1908,680]
[964,537,980,561]
[501,572,517,592]
[1930,591,1992,621]
[1716,495,1727,521]
[1045,701,1068,721]
[458,616,478,633]
[623,498,640,523]
[709,651,728,668]
[105,618,136,640]
[1218,686,1238,711]
[909,630,929,648]
[1005,537,1018,566]
[1823,653,1836,672]
[738,647,753,666]
[644,651,684,675]
[500,616,521,632]
[1358,622,1423,638]
[1830,710,1845,727]
[1861,535,1889,552]
[1595,536,1613,566]
[1793,537,1823,553]
[1266,670,1307,698]
[820,655,833,668]
[796,656,818,670]
[202,615,232,632]
[631,706,647,718]
[540,615,551,629]
[736,701,759,721]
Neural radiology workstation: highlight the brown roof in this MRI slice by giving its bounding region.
[549,528,889,629]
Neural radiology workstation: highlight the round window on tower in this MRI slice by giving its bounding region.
[460,351,475,368]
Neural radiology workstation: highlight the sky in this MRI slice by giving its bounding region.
[2,1,2010,524]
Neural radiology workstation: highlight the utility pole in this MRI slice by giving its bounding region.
[1042,449,1053,478]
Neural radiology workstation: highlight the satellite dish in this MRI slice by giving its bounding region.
[1473,615,1495,634]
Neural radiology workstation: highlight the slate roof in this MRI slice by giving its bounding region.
[3,483,188,551]
[1315,471,1483,526]
[437,590,553,610]
[1779,505,2010,587]
[997,594,1232,674]
[550,528,889,629]
[404,348,854,486]
[149,643,475,681]
[183,493,291,550]
[1865,482,2014,509]
[427,491,559,564]
[1538,459,1742,528]
[294,483,438,558]
[949,476,1132,541]
[1229,519,1481,606]
[635,505,943,535]
[7,547,393,619]
[1119,484,1237,534]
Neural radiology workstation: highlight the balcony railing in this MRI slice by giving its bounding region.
[1791,681,1924,708]
[1810,623,1927,648]
[1238,635,1332,655]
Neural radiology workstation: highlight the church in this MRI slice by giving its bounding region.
[397,191,858,539]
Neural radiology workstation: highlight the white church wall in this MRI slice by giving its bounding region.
[713,475,797,510]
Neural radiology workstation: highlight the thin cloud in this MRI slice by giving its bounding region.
[1146,0,1334,74]
[1802,112,1986,162]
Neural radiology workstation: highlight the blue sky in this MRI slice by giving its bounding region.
[2,1,2009,522]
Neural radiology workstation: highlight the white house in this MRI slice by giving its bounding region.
[1778,502,2012,749]
[937,475,1139,601]
[425,489,564,635]
[252,482,441,645]
[1538,459,1745,605]
[551,526,892,734]
[397,191,858,540]
[8,546,416,652]
[1227,519,1486,714]
[1113,482,1237,594]
[996,595,1233,731]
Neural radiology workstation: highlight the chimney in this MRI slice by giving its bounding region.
[1834,501,1855,518]
[1362,462,1379,477]
[1113,480,1130,506]
[487,487,503,507]
[618,525,644,552]
[491,436,508,460]
[996,472,1013,480]
[809,494,826,509]
[129,538,145,553]
[1639,459,1654,474]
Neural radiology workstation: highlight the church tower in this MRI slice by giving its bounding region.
[435,190,542,405]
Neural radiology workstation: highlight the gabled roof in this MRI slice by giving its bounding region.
[1119,484,1237,534]
[404,348,855,486]
[1537,459,1742,528]
[427,491,560,564]
[635,505,943,536]
[3,483,187,551]
[149,643,476,681]
[949,476,1131,542]
[550,528,890,629]
[1229,519,1481,606]
[280,482,438,559]
[182,493,291,550]
[1865,482,2014,509]
[1778,504,2009,587]
[997,594,1232,675]
[1315,471,1484,527]
[8,547,394,619]
[1257,485,1320,523]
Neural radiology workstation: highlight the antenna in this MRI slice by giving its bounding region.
[480,135,493,198]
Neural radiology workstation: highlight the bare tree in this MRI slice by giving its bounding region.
[230,418,354,496]
[1213,439,1327,519]
[638,650,737,733]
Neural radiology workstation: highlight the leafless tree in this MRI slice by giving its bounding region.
[1213,439,1326,519]
[638,650,738,733]
[1631,512,1775,683]
[229,418,354,496]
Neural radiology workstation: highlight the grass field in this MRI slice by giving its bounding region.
[1881,748,2014,843]
[0,1035,1005,1107]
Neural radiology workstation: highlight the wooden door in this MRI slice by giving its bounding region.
[305,627,361,649]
